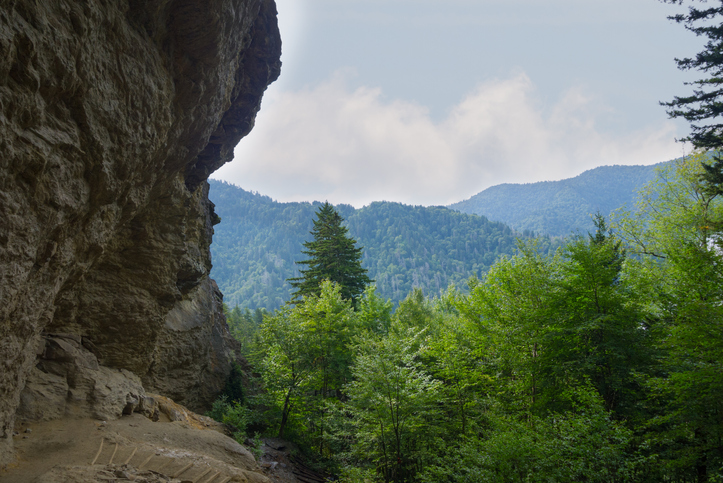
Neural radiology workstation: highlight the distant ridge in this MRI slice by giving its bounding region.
[448,162,671,237]
[208,180,555,311]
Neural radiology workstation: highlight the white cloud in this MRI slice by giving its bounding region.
[212,71,681,207]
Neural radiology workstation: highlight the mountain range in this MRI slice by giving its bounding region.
[208,181,553,310]
[209,161,669,311]
[449,162,669,236]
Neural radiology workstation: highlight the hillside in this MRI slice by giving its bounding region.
[209,180,554,310]
[449,163,670,236]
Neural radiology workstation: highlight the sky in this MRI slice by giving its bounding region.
[211,0,705,207]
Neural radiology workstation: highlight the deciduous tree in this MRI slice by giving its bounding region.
[615,155,723,479]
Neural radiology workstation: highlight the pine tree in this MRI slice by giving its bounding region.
[661,1,723,150]
[702,156,723,196]
[288,202,372,306]
[661,1,723,203]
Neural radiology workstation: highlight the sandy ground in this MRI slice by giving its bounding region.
[0,413,273,483]
[0,405,331,483]
[2,417,107,482]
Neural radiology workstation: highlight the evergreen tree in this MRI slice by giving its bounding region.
[661,1,723,150]
[701,155,723,197]
[288,202,372,306]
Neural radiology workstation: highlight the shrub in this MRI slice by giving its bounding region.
[206,395,231,423]
[206,395,253,445]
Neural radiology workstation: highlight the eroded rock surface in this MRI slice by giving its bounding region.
[0,0,281,465]
[4,409,271,483]
[16,333,148,422]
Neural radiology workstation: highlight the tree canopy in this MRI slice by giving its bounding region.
[210,159,723,482]
[208,180,556,311]
[448,163,666,237]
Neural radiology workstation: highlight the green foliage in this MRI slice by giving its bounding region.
[394,288,436,330]
[449,163,667,237]
[250,432,264,461]
[337,465,378,483]
[548,220,652,417]
[206,395,231,423]
[225,304,266,357]
[456,239,563,417]
[253,281,361,444]
[241,221,657,480]
[347,202,543,304]
[357,285,393,334]
[613,152,723,259]
[421,388,635,483]
[224,402,254,443]
[424,304,490,439]
[205,395,253,444]
[661,2,723,150]
[221,362,246,404]
[701,155,723,198]
[219,155,723,481]
[454,221,654,420]
[614,152,723,480]
[253,306,314,439]
[289,202,372,306]
[344,324,443,483]
[208,180,548,311]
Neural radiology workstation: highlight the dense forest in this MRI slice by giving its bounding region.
[214,154,723,482]
[449,163,668,236]
[207,2,723,479]
[209,179,556,310]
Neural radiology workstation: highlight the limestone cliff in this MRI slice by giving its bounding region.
[0,0,281,466]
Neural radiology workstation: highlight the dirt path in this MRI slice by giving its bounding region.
[2,418,105,482]
[0,414,269,483]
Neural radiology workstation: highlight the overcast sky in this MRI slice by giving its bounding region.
[212,0,704,207]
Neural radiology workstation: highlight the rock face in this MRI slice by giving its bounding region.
[0,0,281,466]
[16,333,147,422]
[142,276,243,410]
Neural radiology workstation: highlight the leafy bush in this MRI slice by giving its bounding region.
[250,432,264,461]
[205,395,253,444]
[223,401,253,443]
[206,395,231,423]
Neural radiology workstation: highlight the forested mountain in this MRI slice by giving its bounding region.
[213,154,723,482]
[209,180,553,310]
[449,162,670,236]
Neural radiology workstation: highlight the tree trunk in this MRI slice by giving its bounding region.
[278,390,293,438]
